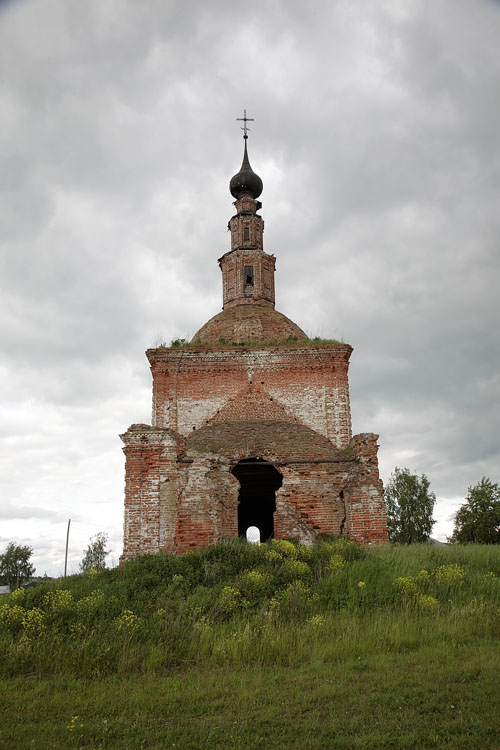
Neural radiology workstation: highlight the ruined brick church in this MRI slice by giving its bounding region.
[120,121,387,562]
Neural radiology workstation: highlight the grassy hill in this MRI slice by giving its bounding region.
[1,539,499,749]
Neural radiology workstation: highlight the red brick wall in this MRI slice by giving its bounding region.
[219,192,276,308]
[174,457,240,553]
[344,434,388,544]
[120,425,181,560]
[120,344,387,562]
[274,464,346,542]
[220,250,276,309]
[148,344,353,448]
[228,196,264,252]
[120,417,387,561]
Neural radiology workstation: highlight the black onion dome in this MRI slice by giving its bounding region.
[229,140,263,199]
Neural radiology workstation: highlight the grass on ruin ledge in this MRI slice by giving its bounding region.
[152,335,347,350]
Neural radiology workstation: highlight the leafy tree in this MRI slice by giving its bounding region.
[385,468,436,544]
[450,477,500,544]
[0,542,35,590]
[80,532,109,573]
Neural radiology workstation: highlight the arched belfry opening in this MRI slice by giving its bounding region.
[232,458,283,542]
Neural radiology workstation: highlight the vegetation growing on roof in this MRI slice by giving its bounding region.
[153,335,347,351]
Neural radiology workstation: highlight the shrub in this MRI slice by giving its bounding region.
[327,554,346,574]
[434,564,466,587]
[271,540,298,558]
[269,580,318,621]
[115,610,142,633]
[416,594,439,611]
[281,560,312,584]
[237,569,274,602]
[214,586,245,620]
[0,604,25,634]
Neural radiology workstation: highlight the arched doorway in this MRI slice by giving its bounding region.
[232,458,283,542]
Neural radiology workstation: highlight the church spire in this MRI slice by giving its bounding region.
[229,110,263,200]
[219,112,275,310]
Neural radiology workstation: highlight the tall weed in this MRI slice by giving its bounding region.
[0,541,498,676]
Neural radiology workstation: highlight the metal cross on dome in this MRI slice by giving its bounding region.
[237,109,254,139]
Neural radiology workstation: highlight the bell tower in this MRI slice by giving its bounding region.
[219,117,276,309]
[120,110,388,563]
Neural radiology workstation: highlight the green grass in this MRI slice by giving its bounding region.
[2,647,499,749]
[1,540,499,748]
[155,335,346,351]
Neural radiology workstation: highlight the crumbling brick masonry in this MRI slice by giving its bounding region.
[120,134,388,561]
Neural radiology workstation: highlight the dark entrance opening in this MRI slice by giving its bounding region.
[232,458,283,542]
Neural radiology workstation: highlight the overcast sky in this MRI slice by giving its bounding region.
[1,0,499,576]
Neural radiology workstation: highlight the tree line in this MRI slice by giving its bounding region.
[0,532,109,591]
[385,471,500,545]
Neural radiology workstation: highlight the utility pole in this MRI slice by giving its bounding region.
[64,519,71,577]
